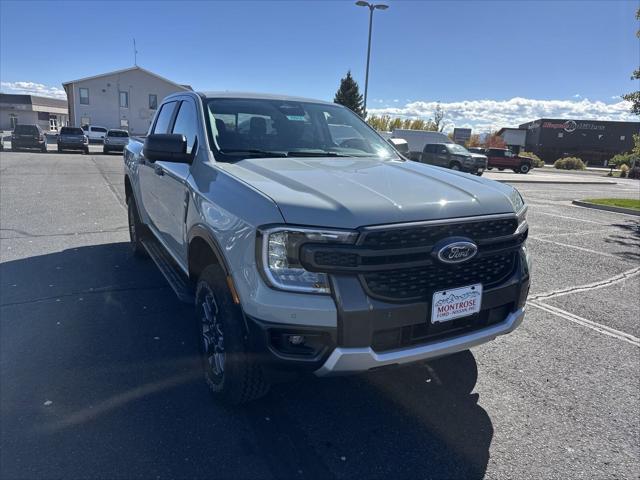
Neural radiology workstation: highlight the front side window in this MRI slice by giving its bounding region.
[149,94,158,110]
[171,100,198,154]
[206,98,398,161]
[152,101,177,134]
[119,91,129,108]
[79,88,89,105]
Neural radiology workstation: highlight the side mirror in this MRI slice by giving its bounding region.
[143,133,191,163]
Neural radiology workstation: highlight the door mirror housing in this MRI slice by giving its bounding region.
[143,134,191,163]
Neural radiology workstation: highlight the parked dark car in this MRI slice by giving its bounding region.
[421,143,487,175]
[11,124,47,152]
[484,148,533,174]
[57,126,89,154]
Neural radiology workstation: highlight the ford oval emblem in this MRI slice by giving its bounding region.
[436,240,478,264]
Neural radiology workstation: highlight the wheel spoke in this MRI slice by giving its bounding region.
[200,290,225,378]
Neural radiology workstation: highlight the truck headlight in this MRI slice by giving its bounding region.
[258,226,358,294]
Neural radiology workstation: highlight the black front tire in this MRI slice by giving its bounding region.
[519,163,531,174]
[127,198,148,258]
[196,265,270,405]
[449,162,461,171]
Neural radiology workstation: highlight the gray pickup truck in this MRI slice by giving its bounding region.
[124,92,531,404]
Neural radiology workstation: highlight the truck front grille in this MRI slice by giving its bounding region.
[361,252,516,302]
[360,218,518,250]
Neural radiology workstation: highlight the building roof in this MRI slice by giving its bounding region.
[519,118,640,127]
[199,91,333,105]
[62,66,192,91]
[496,127,526,136]
[0,93,67,109]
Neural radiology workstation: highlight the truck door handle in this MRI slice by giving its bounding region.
[154,165,164,176]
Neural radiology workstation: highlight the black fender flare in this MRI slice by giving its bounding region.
[186,223,231,276]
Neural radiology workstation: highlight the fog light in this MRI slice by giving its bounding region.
[288,335,305,346]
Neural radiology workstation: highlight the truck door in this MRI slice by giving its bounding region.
[489,149,506,168]
[138,100,178,238]
[151,98,198,263]
[436,144,449,167]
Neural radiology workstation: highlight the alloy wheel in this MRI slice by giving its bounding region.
[201,290,225,381]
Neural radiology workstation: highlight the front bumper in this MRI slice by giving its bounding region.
[315,307,524,376]
[245,251,529,376]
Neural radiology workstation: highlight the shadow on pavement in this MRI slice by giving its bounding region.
[1,242,492,480]
[606,220,640,260]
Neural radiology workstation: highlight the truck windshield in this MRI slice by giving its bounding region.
[206,98,399,161]
[447,144,471,155]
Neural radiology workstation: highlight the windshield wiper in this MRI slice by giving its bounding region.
[218,149,288,158]
[287,151,351,157]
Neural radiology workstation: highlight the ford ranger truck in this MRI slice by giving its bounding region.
[124,92,531,404]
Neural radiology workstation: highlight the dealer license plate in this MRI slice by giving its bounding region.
[431,284,483,324]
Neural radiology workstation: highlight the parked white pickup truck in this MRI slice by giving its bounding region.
[124,91,531,404]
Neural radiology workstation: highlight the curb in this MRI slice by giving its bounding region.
[494,179,617,185]
[572,200,640,216]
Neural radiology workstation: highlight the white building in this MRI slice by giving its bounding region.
[62,66,191,136]
[0,94,68,131]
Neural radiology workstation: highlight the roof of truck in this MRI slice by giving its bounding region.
[199,91,334,105]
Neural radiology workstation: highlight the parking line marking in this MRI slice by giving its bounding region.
[529,236,623,260]
[528,301,640,347]
[530,266,640,301]
[533,229,613,239]
[535,211,609,225]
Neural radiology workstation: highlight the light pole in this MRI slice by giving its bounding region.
[355,1,388,117]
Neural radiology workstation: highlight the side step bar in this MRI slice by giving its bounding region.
[141,238,195,304]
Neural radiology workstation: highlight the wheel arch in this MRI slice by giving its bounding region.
[187,224,231,282]
[124,174,133,203]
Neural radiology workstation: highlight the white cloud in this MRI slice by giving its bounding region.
[0,81,66,99]
[573,93,581,98]
[368,97,636,133]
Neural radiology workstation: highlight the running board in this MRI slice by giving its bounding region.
[141,238,195,304]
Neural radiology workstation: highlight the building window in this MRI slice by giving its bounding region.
[119,91,129,108]
[79,88,89,105]
[620,135,626,141]
[149,94,158,110]
[557,132,563,138]
[81,116,90,126]
[120,119,129,130]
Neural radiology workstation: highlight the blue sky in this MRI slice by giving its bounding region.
[1,0,638,131]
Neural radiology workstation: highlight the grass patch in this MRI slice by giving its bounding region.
[584,198,640,211]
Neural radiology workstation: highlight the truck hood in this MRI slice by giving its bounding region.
[217,157,517,229]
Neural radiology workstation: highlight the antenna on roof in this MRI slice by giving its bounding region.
[133,38,138,66]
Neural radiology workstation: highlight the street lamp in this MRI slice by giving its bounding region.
[355,1,388,117]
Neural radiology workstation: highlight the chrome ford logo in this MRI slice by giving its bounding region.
[436,241,478,264]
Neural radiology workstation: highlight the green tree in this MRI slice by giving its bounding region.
[622,8,640,115]
[389,117,403,131]
[334,70,364,117]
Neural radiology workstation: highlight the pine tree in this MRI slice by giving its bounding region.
[334,71,365,117]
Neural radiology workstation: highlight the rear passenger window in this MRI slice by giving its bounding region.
[171,101,198,154]
[152,101,177,135]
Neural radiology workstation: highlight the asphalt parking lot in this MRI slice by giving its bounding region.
[1,147,639,480]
